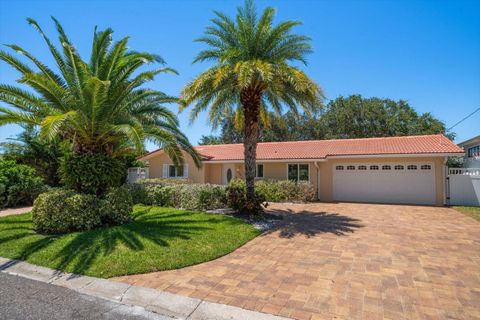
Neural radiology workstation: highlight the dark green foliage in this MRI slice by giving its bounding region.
[32,187,133,234]
[59,153,126,195]
[226,179,266,216]
[201,95,454,144]
[0,160,45,207]
[0,126,65,186]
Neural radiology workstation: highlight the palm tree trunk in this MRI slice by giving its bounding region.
[241,89,261,216]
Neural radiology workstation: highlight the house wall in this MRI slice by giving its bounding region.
[144,153,446,206]
[145,151,206,183]
[318,156,446,206]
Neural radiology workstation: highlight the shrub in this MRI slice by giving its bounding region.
[32,187,134,234]
[178,184,227,210]
[127,182,228,211]
[99,186,134,225]
[0,160,46,207]
[32,189,101,234]
[59,153,126,195]
[226,179,266,216]
[226,179,316,213]
[138,178,190,185]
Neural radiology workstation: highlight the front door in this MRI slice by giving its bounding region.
[223,164,235,185]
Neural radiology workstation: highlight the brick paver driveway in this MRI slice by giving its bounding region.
[115,203,480,320]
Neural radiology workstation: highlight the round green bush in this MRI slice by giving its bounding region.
[32,189,101,234]
[32,187,134,234]
[59,153,126,195]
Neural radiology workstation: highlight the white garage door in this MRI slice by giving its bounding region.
[333,162,436,205]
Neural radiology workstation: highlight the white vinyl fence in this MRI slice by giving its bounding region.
[127,167,149,184]
[447,168,480,206]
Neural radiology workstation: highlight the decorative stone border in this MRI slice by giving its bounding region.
[0,257,290,320]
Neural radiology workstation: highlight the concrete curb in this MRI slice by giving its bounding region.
[0,257,291,320]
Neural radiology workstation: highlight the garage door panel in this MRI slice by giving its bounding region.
[333,163,435,205]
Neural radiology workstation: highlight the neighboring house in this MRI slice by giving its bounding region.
[458,135,480,168]
[138,134,463,206]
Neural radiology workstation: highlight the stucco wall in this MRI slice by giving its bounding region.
[145,151,205,183]
[318,156,446,206]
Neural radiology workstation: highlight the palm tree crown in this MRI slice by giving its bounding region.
[0,17,199,166]
[181,0,323,213]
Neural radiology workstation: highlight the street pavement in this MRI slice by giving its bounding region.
[0,273,172,320]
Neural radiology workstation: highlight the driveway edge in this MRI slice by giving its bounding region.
[0,257,290,320]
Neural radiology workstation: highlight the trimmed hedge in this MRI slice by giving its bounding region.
[59,153,126,195]
[126,182,227,211]
[0,160,46,208]
[126,179,316,212]
[32,186,133,234]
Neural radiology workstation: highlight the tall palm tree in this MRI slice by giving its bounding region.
[180,0,323,214]
[0,17,200,169]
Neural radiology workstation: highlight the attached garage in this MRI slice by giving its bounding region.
[333,162,436,205]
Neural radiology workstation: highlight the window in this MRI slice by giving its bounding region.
[370,165,379,170]
[358,165,367,170]
[288,164,309,181]
[407,165,417,170]
[347,165,355,170]
[382,165,391,170]
[336,165,344,170]
[421,164,431,170]
[468,145,480,157]
[168,165,185,178]
[256,164,264,178]
[395,165,404,170]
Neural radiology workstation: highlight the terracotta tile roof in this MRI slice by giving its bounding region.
[140,134,464,161]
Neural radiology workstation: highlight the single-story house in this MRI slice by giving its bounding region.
[458,135,480,168]
[138,134,464,206]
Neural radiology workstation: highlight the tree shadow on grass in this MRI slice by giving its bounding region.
[0,207,227,276]
[264,208,364,238]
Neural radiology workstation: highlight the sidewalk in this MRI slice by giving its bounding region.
[0,206,32,217]
[0,257,290,320]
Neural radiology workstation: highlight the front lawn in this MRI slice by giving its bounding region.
[0,205,260,278]
[454,206,480,222]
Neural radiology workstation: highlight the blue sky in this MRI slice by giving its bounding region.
[0,0,479,150]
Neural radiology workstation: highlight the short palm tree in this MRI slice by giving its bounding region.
[0,17,200,168]
[181,0,323,214]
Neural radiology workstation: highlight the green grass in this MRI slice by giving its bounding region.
[0,205,260,278]
[453,206,480,222]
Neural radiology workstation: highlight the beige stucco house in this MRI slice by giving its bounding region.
[138,134,464,206]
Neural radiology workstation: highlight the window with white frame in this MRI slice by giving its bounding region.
[288,164,309,181]
[163,164,187,178]
[468,145,480,157]
[256,164,264,178]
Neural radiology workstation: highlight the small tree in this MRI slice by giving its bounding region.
[181,0,323,215]
[0,17,200,194]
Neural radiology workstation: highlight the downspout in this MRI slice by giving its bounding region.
[443,157,449,206]
[314,161,320,201]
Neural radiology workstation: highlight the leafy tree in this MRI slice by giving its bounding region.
[181,0,323,214]
[0,126,65,186]
[320,95,454,139]
[0,17,199,194]
[201,95,454,144]
[198,135,225,145]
